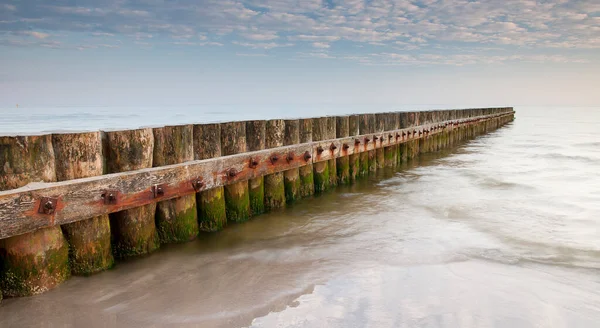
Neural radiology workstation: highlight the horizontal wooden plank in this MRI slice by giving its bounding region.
[0,111,513,239]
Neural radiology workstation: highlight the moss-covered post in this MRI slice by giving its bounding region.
[398,112,408,166]
[375,113,386,169]
[384,113,398,167]
[326,117,338,187]
[246,120,266,216]
[348,115,360,181]
[312,117,330,193]
[264,119,286,211]
[335,116,350,185]
[105,128,159,258]
[221,121,250,222]
[193,123,227,231]
[0,135,70,297]
[367,114,378,172]
[52,132,113,275]
[298,118,315,198]
[153,125,199,244]
[284,119,301,203]
[358,115,370,176]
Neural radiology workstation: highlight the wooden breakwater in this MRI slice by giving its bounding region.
[0,107,515,299]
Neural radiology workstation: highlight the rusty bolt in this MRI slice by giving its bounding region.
[413,130,417,134]
[365,137,371,143]
[355,139,361,145]
[388,134,393,140]
[286,152,294,163]
[402,131,406,137]
[343,143,350,150]
[249,158,259,169]
[152,185,165,198]
[330,143,337,151]
[270,154,279,164]
[303,151,312,162]
[373,136,379,141]
[102,191,118,205]
[227,169,237,178]
[317,146,324,155]
[191,179,204,192]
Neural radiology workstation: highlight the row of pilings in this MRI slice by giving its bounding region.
[0,108,514,300]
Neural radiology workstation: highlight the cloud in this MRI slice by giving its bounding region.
[312,42,330,48]
[0,0,597,66]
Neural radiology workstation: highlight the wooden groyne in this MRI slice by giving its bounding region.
[0,107,515,299]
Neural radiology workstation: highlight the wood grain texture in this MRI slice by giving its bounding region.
[283,119,300,203]
[264,119,286,211]
[221,121,250,222]
[52,131,113,275]
[335,116,350,185]
[298,118,314,198]
[193,123,226,232]
[246,120,266,216]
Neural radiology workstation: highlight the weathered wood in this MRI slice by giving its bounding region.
[326,117,337,187]
[283,119,300,203]
[0,134,70,297]
[0,111,514,240]
[153,125,198,243]
[384,113,399,168]
[264,119,286,210]
[193,123,226,232]
[298,118,314,198]
[375,113,386,169]
[221,121,250,222]
[52,131,113,275]
[246,120,266,216]
[348,115,360,181]
[312,117,330,193]
[367,114,378,172]
[105,128,159,258]
[358,114,370,176]
[335,116,350,185]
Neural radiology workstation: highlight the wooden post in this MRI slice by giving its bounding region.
[326,117,337,187]
[0,135,70,297]
[52,132,113,275]
[368,114,378,172]
[384,113,398,167]
[398,112,409,166]
[246,120,266,216]
[298,118,314,198]
[312,117,330,193]
[153,125,199,244]
[193,123,226,231]
[221,121,250,222]
[105,128,159,258]
[348,115,360,181]
[264,119,286,210]
[358,114,370,176]
[335,116,350,185]
[375,113,385,169]
[284,119,301,203]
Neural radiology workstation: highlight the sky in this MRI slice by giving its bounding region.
[1,0,599,108]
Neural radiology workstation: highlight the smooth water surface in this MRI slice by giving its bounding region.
[0,106,598,327]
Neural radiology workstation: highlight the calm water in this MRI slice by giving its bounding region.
[0,106,599,327]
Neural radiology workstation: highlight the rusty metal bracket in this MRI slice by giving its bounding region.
[249,158,259,169]
[101,190,118,205]
[303,151,312,162]
[38,197,58,215]
[191,179,204,192]
[151,184,165,198]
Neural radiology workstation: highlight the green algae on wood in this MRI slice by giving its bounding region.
[153,125,199,244]
[312,117,330,193]
[327,117,338,187]
[246,120,266,215]
[52,131,114,275]
[358,114,370,177]
[0,134,71,296]
[221,121,250,222]
[265,119,286,210]
[104,128,159,258]
[284,119,301,203]
[298,118,315,198]
[335,115,351,185]
[194,123,227,231]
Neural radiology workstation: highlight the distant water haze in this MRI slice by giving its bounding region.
[0,106,599,327]
[2,104,506,136]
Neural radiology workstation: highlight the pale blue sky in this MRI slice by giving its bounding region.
[1,0,599,107]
